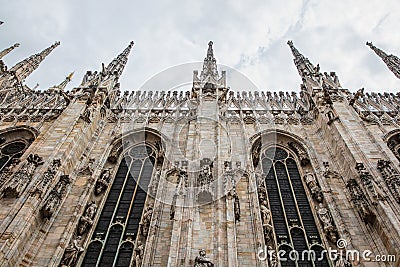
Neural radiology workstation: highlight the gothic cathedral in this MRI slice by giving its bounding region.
[0,25,400,267]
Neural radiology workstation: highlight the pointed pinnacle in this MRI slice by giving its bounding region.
[287,40,304,60]
[287,40,316,78]
[106,41,134,77]
[366,41,400,79]
[207,41,214,59]
[366,41,388,59]
[9,41,60,82]
[200,40,219,80]
[0,43,20,59]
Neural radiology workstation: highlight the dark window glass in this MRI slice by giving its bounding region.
[82,145,155,267]
[261,147,330,266]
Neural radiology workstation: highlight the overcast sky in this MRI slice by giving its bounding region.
[1,0,400,93]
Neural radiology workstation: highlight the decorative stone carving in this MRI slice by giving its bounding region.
[41,175,70,219]
[303,172,323,202]
[267,246,279,267]
[377,159,400,203]
[0,158,19,188]
[316,203,338,243]
[35,158,61,195]
[108,141,123,164]
[134,240,144,267]
[260,200,271,226]
[2,154,44,198]
[59,236,84,267]
[252,139,261,168]
[288,141,310,166]
[140,206,153,237]
[176,170,187,195]
[198,158,213,187]
[78,158,95,176]
[335,254,352,267]
[346,178,375,223]
[148,167,161,196]
[78,201,97,235]
[232,187,240,222]
[349,88,364,106]
[257,184,267,203]
[95,168,111,195]
[323,162,339,179]
[194,249,214,267]
[355,162,385,201]
[258,182,273,243]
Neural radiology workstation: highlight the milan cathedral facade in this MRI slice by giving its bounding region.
[0,24,400,267]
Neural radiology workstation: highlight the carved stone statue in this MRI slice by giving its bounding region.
[257,185,267,203]
[304,172,323,202]
[194,249,214,267]
[41,175,70,219]
[60,236,84,267]
[140,207,153,237]
[233,189,240,222]
[316,203,332,227]
[78,201,97,235]
[2,154,43,198]
[134,241,144,267]
[95,168,111,195]
[198,164,213,187]
[316,203,338,242]
[260,200,271,226]
[177,171,187,195]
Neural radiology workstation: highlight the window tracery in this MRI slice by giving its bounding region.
[81,144,159,267]
[257,146,330,266]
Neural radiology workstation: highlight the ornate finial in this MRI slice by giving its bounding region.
[366,41,400,79]
[0,43,20,59]
[105,41,134,78]
[9,41,60,82]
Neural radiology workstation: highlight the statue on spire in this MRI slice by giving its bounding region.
[366,41,400,79]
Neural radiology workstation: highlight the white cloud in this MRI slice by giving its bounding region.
[0,0,399,93]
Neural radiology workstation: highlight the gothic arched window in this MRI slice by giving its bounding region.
[387,133,400,161]
[260,147,330,266]
[81,144,157,267]
[0,128,36,174]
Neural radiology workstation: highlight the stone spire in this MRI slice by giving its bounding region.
[287,40,318,78]
[9,41,60,82]
[366,41,400,79]
[105,41,134,77]
[0,43,20,59]
[200,41,219,80]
